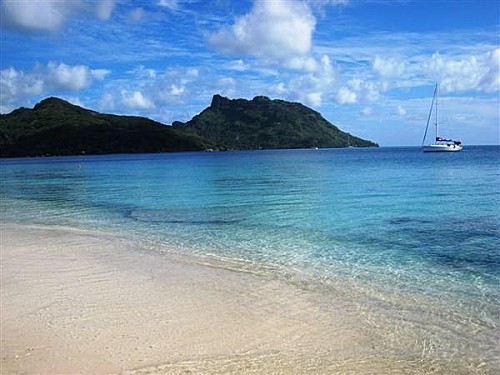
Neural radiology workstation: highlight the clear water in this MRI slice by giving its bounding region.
[2,146,499,369]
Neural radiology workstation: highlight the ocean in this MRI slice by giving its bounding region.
[2,146,499,371]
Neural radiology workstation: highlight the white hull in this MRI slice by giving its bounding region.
[423,144,463,152]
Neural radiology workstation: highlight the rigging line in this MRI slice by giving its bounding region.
[422,84,437,146]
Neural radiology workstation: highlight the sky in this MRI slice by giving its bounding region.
[1,0,499,146]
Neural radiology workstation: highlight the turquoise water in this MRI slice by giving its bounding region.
[2,146,499,369]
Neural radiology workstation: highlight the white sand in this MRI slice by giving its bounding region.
[1,223,486,374]
[0,223,368,374]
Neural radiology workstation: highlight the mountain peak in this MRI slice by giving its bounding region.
[252,95,271,103]
[210,94,230,109]
[0,97,209,157]
[175,95,378,150]
[34,97,72,110]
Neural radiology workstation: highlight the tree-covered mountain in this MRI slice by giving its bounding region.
[0,95,377,158]
[0,97,210,157]
[173,95,378,150]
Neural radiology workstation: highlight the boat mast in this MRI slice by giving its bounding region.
[422,83,437,146]
[435,83,439,140]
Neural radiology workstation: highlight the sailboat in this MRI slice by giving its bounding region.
[422,83,462,152]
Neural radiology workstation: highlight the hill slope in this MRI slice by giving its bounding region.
[173,95,378,150]
[0,98,209,157]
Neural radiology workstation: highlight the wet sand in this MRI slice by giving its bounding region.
[1,223,491,374]
[0,223,371,374]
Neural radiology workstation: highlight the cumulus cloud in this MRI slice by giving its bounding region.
[424,48,500,93]
[1,0,78,32]
[335,87,357,104]
[479,48,500,92]
[1,0,115,33]
[373,56,407,78]
[46,62,102,91]
[304,92,323,107]
[209,0,316,67]
[0,62,109,112]
[121,91,155,109]
[371,48,500,94]
[332,78,385,105]
[274,54,335,106]
[114,66,202,111]
[0,68,44,111]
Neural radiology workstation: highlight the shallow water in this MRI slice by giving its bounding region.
[2,146,499,372]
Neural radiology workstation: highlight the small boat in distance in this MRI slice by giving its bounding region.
[422,83,463,152]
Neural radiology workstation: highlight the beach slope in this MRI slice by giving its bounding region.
[1,223,379,374]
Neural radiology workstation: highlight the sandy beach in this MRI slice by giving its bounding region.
[1,222,492,374]
[0,222,371,374]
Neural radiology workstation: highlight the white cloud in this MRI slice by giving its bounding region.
[98,93,116,111]
[96,0,115,20]
[423,48,500,93]
[60,96,85,108]
[280,54,335,106]
[361,107,373,116]
[91,69,111,81]
[216,78,237,97]
[121,91,155,109]
[373,56,407,78]
[330,78,384,105]
[335,87,357,104]
[0,62,108,111]
[119,66,201,107]
[158,0,180,11]
[210,0,316,67]
[186,68,199,79]
[227,60,249,72]
[305,92,322,107]
[46,62,94,91]
[479,48,500,92]
[396,105,407,116]
[169,84,184,96]
[370,48,500,94]
[1,0,115,33]
[1,0,78,32]
[130,65,157,79]
[129,7,146,22]
[286,56,320,72]
[0,67,44,110]
[218,77,236,87]
[271,82,288,96]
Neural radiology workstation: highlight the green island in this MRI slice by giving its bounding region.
[0,95,377,157]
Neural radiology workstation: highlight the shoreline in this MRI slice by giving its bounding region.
[1,222,372,374]
[1,222,494,374]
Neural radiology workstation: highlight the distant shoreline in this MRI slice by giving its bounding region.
[2,144,500,160]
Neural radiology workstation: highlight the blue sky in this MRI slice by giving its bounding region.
[1,0,499,146]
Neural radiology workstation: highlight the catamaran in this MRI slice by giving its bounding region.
[422,83,462,152]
